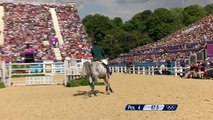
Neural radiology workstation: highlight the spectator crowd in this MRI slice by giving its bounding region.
[0,2,91,62]
[55,4,91,60]
[110,14,213,64]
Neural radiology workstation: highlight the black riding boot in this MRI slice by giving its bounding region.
[102,63,112,75]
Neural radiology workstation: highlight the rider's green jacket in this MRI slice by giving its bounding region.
[91,45,105,61]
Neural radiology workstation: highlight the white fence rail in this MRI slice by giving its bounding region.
[0,59,91,87]
[0,59,189,87]
[109,66,189,77]
[26,76,53,86]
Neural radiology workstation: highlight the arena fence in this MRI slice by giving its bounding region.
[109,65,189,77]
[0,59,90,87]
[0,59,190,87]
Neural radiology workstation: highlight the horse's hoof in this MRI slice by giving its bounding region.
[106,92,110,95]
[88,94,95,97]
[88,94,92,97]
[93,93,97,96]
[109,88,113,93]
[88,92,93,97]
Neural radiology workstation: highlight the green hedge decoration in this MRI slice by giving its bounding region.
[66,77,105,87]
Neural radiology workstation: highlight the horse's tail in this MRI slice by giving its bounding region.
[81,61,92,76]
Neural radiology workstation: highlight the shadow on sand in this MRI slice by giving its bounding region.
[73,90,105,96]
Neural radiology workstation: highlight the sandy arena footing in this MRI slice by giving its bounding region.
[0,73,213,120]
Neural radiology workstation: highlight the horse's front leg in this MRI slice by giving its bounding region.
[88,76,96,96]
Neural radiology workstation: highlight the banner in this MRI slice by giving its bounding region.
[207,44,213,57]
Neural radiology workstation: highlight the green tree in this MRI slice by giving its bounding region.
[82,14,113,41]
[170,7,184,23]
[131,10,153,22]
[100,34,122,59]
[170,7,185,31]
[112,17,123,27]
[82,4,209,60]
[204,4,213,15]
[183,4,206,25]
[145,8,177,40]
[121,21,135,32]
[153,8,175,23]
[139,33,153,46]
[148,23,174,41]
[131,10,153,32]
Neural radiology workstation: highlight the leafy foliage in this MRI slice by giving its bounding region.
[0,82,5,88]
[183,4,206,25]
[82,4,212,60]
[204,4,213,15]
[66,77,105,87]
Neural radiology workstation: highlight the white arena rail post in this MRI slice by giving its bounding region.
[110,66,113,73]
[43,62,46,74]
[128,66,131,74]
[8,62,12,86]
[124,66,127,73]
[148,66,151,75]
[142,67,145,75]
[49,62,52,74]
[1,61,6,86]
[28,64,30,74]
[43,61,53,75]
[120,66,123,73]
[116,66,119,73]
[133,65,135,74]
[165,67,168,72]
[174,66,178,77]
[151,66,154,75]
[52,62,56,74]
[109,66,112,73]
[138,66,140,74]
[179,66,183,76]
[111,66,115,73]
[64,60,68,86]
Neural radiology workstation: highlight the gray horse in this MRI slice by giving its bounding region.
[82,61,113,96]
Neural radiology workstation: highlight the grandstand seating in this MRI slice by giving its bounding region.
[0,6,4,45]
[55,4,90,60]
[111,14,213,64]
[0,2,91,62]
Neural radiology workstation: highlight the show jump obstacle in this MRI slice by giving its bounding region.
[0,59,91,87]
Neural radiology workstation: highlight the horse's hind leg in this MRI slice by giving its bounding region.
[103,77,113,95]
[105,86,109,94]
[109,87,113,93]
[88,77,96,96]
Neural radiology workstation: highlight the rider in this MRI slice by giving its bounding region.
[91,40,112,75]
